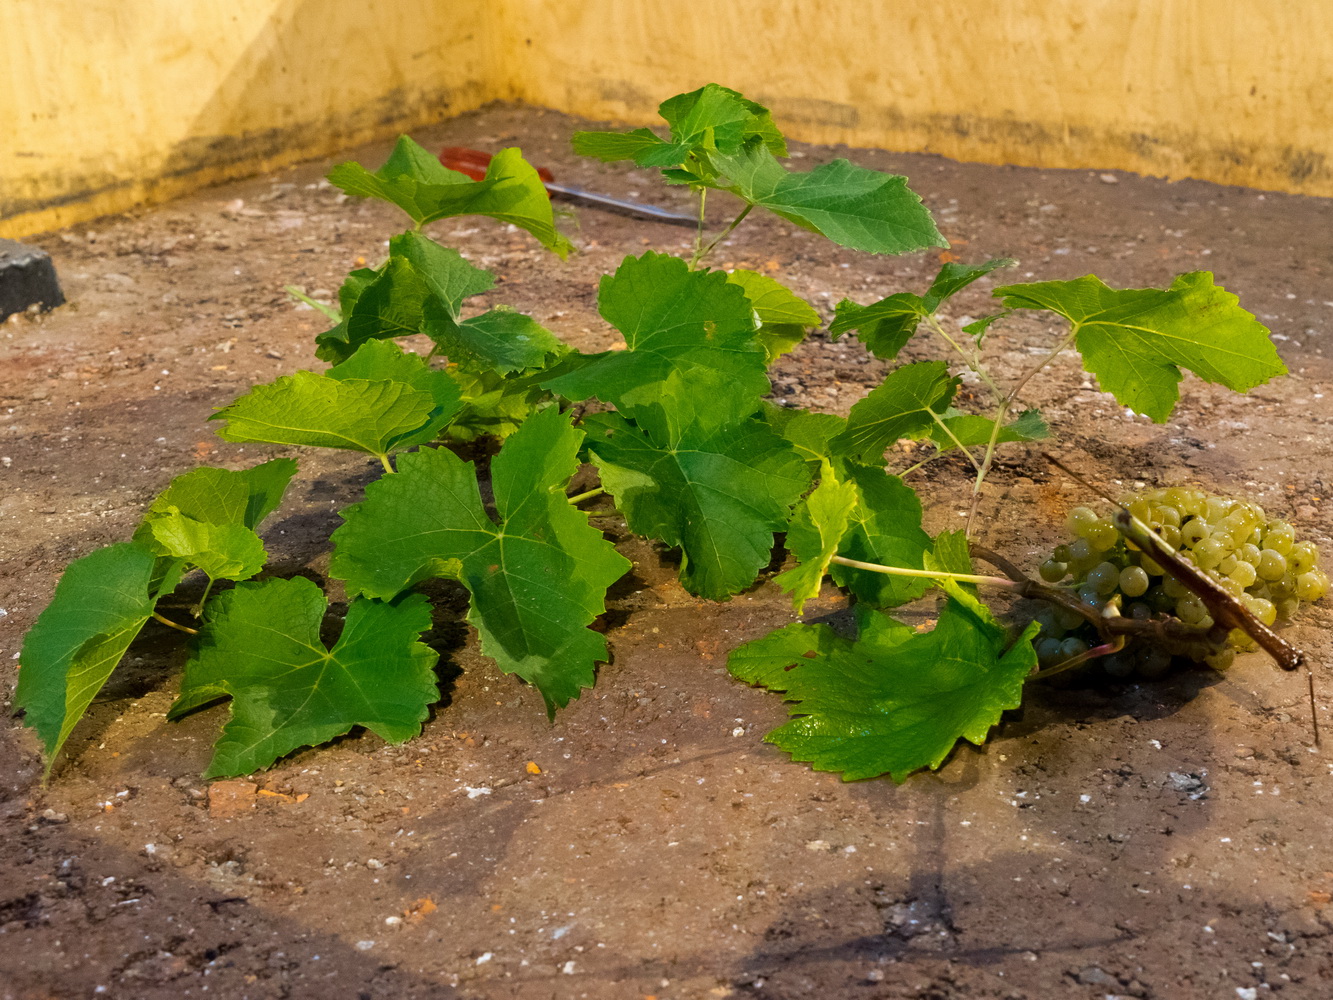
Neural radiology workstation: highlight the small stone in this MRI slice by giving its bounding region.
[40,808,68,824]
[865,969,885,983]
[804,839,831,852]
[1099,173,1119,184]
[355,940,375,951]
[366,858,385,869]
[1076,965,1115,985]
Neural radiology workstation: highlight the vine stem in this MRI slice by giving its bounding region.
[690,204,753,270]
[191,577,216,618]
[923,313,1003,401]
[964,326,1079,537]
[828,555,1021,591]
[566,486,605,505]
[692,188,708,263]
[925,408,982,473]
[152,612,198,635]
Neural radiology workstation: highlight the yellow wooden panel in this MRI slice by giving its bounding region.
[0,0,497,237]
[494,0,1333,197]
[4,0,1329,237]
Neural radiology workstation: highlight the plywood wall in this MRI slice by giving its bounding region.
[3,0,1328,237]
[0,0,496,236]
[494,0,1332,197]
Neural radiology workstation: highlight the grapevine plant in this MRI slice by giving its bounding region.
[15,84,1317,784]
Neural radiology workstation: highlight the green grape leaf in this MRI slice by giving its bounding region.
[761,405,848,470]
[327,339,463,448]
[573,84,785,169]
[328,134,476,213]
[995,271,1287,422]
[140,459,297,531]
[16,543,166,773]
[927,408,1050,452]
[829,361,958,462]
[144,512,267,583]
[831,258,1015,360]
[828,463,934,608]
[830,293,927,361]
[212,370,444,463]
[328,137,572,256]
[711,146,946,255]
[315,255,429,364]
[963,310,1012,345]
[540,253,768,436]
[658,84,787,158]
[466,147,575,258]
[572,127,675,165]
[426,304,570,375]
[445,367,551,442]
[330,408,631,714]
[774,470,858,612]
[169,578,438,778]
[582,411,810,601]
[924,258,1017,306]
[393,230,495,318]
[315,232,493,364]
[727,269,821,361]
[729,598,1039,781]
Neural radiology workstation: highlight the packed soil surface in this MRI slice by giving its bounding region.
[3,103,1333,1000]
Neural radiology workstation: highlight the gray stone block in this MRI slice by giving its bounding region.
[0,238,65,321]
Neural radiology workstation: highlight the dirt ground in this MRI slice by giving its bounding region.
[3,102,1333,1000]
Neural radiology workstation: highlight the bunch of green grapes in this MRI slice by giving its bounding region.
[1032,487,1328,678]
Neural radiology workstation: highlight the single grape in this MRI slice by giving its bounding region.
[1227,560,1257,589]
[1296,569,1329,601]
[1126,600,1153,620]
[1257,549,1288,582]
[1067,506,1099,537]
[1035,637,1064,667]
[1156,524,1182,549]
[1181,518,1210,548]
[1193,537,1228,570]
[1059,637,1089,658]
[1039,559,1068,582]
[1243,595,1277,626]
[1205,496,1235,522]
[1289,541,1319,573]
[1052,543,1073,563]
[1176,594,1207,624]
[1054,606,1086,630]
[1089,522,1120,551]
[1236,541,1261,565]
[1204,647,1236,671]
[1087,561,1121,595]
[1152,504,1182,528]
[1069,538,1093,562]
[1263,520,1295,555]
[1119,565,1150,597]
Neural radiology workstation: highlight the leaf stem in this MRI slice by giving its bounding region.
[566,486,605,505]
[964,325,1080,536]
[282,285,342,323]
[152,611,198,635]
[828,555,1021,591]
[693,188,708,263]
[925,409,982,473]
[192,577,216,618]
[378,453,397,475]
[896,453,941,479]
[923,313,1002,400]
[691,203,753,269]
